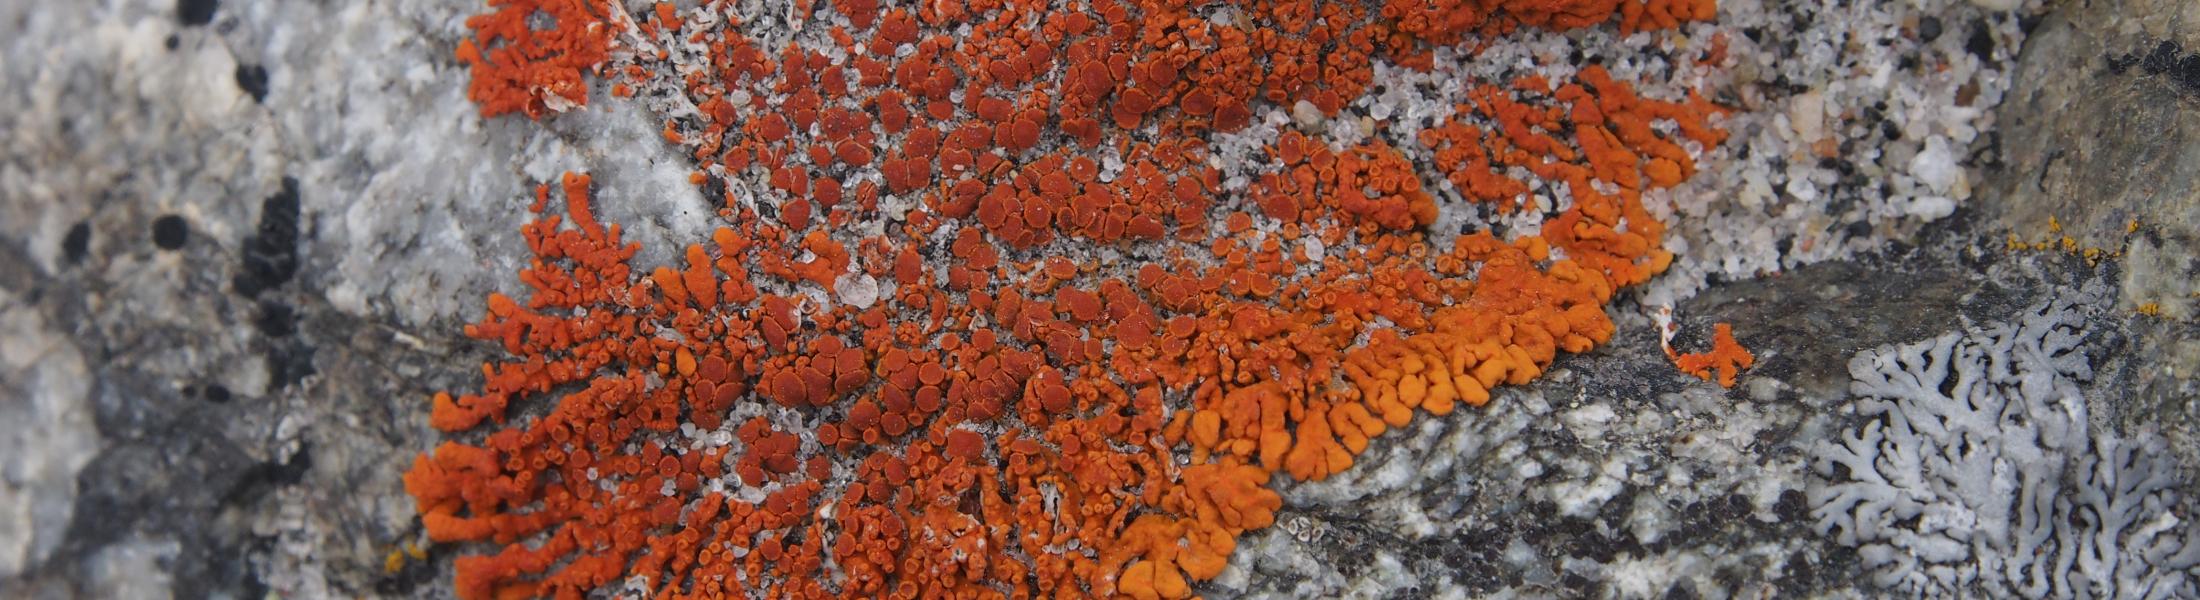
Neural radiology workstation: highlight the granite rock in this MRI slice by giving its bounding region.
[0,0,2195,598]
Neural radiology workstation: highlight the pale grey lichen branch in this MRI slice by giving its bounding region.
[1809,291,2200,598]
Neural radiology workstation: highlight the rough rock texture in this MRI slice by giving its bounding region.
[1990,0,2200,267]
[0,0,2194,599]
[1988,0,2200,495]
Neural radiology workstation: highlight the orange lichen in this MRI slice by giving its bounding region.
[454,0,615,119]
[1669,322,1756,387]
[2003,215,2133,266]
[411,0,1727,598]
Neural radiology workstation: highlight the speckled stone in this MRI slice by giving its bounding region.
[1,0,2195,598]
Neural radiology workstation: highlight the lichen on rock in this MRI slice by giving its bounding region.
[1811,289,2200,598]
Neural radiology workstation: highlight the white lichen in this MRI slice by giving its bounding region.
[1810,292,2200,598]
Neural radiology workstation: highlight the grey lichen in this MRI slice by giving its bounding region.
[1810,291,2200,598]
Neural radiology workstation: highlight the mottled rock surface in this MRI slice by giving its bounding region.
[1987,0,2200,470]
[0,0,2194,599]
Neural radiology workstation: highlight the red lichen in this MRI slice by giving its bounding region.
[410,1,1728,598]
[1670,322,1756,387]
[454,0,615,119]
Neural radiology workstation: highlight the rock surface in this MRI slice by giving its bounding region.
[0,0,2193,598]
[1987,0,2200,468]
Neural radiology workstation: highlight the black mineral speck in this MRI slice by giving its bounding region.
[255,300,296,338]
[2142,40,2181,73]
[1917,16,1942,43]
[1782,550,1816,584]
[62,221,91,264]
[1775,489,1807,523]
[235,177,301,297]
[203,383,231,403]
[152,214,189,250]
[234,64,268,103]
[177,0,217,26]
[1965,21,1995,60]
[267,341,316,391]
[164,34,180,50]
[2134,42,2200,93]
[2107,41,2200,95]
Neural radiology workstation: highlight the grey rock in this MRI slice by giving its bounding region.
[1990,0,2200,319]
[0,287,98,580]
